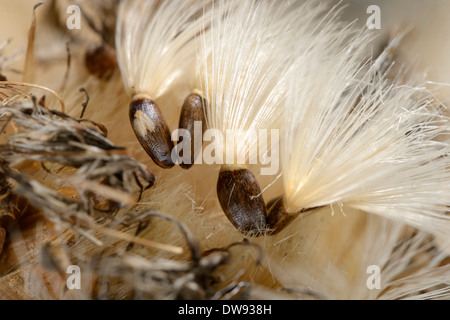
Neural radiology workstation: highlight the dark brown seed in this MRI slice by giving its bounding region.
[130,97,175,169]
[0,74,7,81]
[85,42,117,79]
[178,93,206,169]
[217,167,267,235]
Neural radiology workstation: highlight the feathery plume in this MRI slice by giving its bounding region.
[267,26,450,238]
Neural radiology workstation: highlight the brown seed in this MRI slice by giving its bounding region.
[130,96,175,169]
[178,93,206,169]
[85,42,117,79]
[217,166,267,235]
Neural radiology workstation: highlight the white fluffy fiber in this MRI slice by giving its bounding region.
[266,209,450,300]
[280,20,450,239]
[116,0,211,98]
[197,0,306,163]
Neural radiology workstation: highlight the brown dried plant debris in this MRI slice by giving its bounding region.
[0,98,155,249]
[42,210,266,300]
[0,171,20,221]
[0,97,271,300]
[48,0,119,79]
[0,168,23,256]
[0,99,155,189]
